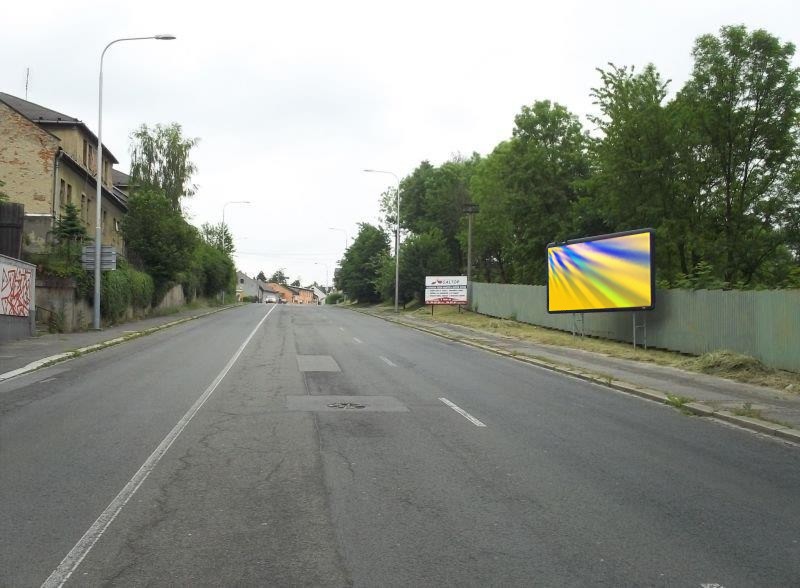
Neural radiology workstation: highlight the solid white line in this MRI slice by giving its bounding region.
[379,356,397,367]
[41,305,278,588]
[338,327,345,332]
[353,337,363,344]
[439,397,487,427]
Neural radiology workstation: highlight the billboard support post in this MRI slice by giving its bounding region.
[571,313,585,338]
[633,313,647,349]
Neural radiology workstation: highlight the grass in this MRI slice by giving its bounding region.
[364,304,800,393]
[731,402,793,427]
[665,393,695,415]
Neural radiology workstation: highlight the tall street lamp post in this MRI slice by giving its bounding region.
[93,34,176,330]
[363,169,400,313]
[221,200,250,304]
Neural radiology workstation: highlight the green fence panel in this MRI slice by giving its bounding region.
[469,283,800,373]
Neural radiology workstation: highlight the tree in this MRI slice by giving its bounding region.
[338,223,389,302]
[256,270,267,282]
[675,25,800,285]
[199,222,234,255]
[586,63,689,282]
[290,279,301,287]
[504,101,591,284]
[130,123,199,212]
[269,269,288,284]
[385,155,479,274]
[378,228,452,304]
[54,202,89,244]
[122,188,199,293]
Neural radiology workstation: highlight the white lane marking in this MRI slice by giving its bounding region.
[40,377,57,384]
[380,356,397,367]
[41,305,278,588]
[353,337,363,344]
[439,397,487,427]
[338,327,345,332]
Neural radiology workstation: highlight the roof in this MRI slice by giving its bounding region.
[0,92,79,124]
[0,92,118,164]
[112,169,131,186]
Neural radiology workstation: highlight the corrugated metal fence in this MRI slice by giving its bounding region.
[469,283,800,373]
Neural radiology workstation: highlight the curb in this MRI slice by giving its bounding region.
[350,308,800,445]
[0,305,239,383]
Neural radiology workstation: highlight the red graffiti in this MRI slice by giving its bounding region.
[1,265,32,317]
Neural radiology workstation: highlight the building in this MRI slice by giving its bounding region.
[236,271,259,301]
[311,285,327,304]
[0,92,127,253]
[258,282,281,303]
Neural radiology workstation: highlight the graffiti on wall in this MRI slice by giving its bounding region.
[1,263,32,317]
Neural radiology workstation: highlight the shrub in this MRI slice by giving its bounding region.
[326,292,344,304]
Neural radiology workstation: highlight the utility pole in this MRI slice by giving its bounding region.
[463,203,480,284]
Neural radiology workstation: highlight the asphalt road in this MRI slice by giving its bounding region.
[1,304,798,587]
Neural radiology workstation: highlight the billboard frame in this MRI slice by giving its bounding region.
[546,228,655,314]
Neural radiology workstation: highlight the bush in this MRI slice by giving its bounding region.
[326,292,344,304]
[99,261,154,323]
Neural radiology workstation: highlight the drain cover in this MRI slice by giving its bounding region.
[327,402,366,409]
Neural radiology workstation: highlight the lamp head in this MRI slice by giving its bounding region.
[155,34,177,40]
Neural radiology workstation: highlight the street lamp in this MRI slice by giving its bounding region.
[363,169,400,313]
[93,34,176,330]
[220,200,250,303]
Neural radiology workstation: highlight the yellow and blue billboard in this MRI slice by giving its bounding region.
[547,229,655,313]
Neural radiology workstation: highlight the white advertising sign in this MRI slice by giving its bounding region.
[425,275,468,305]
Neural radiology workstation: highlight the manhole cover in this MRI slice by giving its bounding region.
[327,402,366,409]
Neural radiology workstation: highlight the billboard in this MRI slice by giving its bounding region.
[547,229,654,314]
[425,276,468,305]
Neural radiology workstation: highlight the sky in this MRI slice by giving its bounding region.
[2,0,798,287]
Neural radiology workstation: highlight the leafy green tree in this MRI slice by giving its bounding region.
[200,222,234,255]
[122,188,198,294]
[384,156,479,274]
[130,123,199,212]
[469,141,517,282]
[290,279,301,287]
[505,100,591,284]
[378,228,452,304]
[338,223,389,302]
[585,63,692,282]
[269,269,288,284]
[256,270,267,282]
[675,25,800,285]
[194,241,235,297]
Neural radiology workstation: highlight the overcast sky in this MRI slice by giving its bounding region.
[2,0,798,286]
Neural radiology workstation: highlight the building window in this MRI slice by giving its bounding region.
[102,210,107,236]
[83,140,88,166]
[66,184,73,206]
[59,179,66,208]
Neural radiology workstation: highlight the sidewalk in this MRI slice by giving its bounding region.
[0,305,236,381]
[353,307,800,444]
